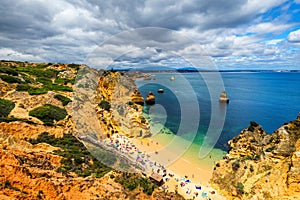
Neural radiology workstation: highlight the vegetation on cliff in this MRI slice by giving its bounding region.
[0,74,23,84]
[0,61,179,199]
[54,94,72,106]
[0,98,15,117]
[98,100,111,111]
[114,172,157,195]
[29,132,111,178]
[29,104,67,125]
[0,61,77,96]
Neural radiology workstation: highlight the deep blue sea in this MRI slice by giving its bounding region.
[136,72,300,151]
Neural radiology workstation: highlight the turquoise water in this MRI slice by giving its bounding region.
[136,72,300,151]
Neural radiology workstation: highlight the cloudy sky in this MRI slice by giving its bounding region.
[0,0,300,70]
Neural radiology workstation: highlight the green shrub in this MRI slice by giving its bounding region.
[232,160,240,171]
[22,74,35,83]
[55,78,75,85]
[253,154,260,161]
[250,165,254,172]
[237,182,244,194]
[98,100,111,111]
[36,77,53,85]
[36,64,48,68]
[0,66,18,76]
[0,98,15,117]
[47,84,73,92]
[28,87,48,95]
[0,117,35,124]
[2,180,21,192]
[141,117,146,123]
[127,101,134,105]
[265,146,275,152]
[29,104,67,125]
[68,63,80,70]
[0,74,22,83]
[16,67,58,78]
[16,84,31,91]
[54,94,72,106]
[29,132,111,178]
[114,172,157,195]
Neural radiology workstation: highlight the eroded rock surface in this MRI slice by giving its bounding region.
[211,115,300,200]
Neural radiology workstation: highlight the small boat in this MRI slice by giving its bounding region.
[157,89,164,93]
[170,76,175,81]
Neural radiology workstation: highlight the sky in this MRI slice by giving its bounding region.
[0,0,300,70]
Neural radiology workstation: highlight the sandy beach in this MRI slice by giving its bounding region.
[131,135,226,200]
[105,132,225,199]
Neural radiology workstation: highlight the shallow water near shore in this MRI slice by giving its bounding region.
[137,72,300,147]
[136,72,300,180]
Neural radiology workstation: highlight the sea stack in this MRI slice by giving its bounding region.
[219,91,229,103]
[146,91,155,105]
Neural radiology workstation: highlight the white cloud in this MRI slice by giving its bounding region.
[265,39,284,45]
[248,22,292,34]
[0,48,43,62]
[287,29,300,43]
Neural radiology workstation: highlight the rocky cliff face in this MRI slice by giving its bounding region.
[95,70,151,138]
[0,61,180,200]
[211,115,300,200]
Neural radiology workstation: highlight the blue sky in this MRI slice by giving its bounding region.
[0,0,300,70]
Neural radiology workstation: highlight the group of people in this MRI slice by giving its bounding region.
[103,134,217,199]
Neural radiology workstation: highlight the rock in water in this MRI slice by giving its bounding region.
[219,91,229,103]
[146,91,155,105]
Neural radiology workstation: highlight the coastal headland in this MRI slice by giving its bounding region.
[0,61,299,200]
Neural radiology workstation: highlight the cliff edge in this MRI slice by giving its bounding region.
[0,61,182,200]
[211,114,300,199]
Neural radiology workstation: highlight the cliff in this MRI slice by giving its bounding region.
[0,61,182,200]
[95,70,151,138]
[211,114,300,199]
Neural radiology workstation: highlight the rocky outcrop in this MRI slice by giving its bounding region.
[211,114,300,199]
[130,89,144,105]
[95,71,151,138]
[219,91,229,103]
[146,91,155,105]
[0,80,15,98]
[0,61,180,200]
[0,149,174,200]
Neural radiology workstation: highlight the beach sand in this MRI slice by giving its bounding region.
[130,133,226,199]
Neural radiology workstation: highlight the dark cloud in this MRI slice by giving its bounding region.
[0,0,298,69]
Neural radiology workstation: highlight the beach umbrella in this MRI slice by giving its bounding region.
[185,179,191,183]
[201,192,208,197]
[195,185,202,190]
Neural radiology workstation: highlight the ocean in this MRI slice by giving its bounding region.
[136,72,300,156]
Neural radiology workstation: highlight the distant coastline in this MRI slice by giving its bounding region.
[108,68,300,73]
